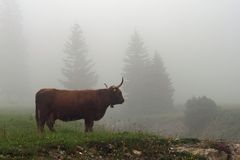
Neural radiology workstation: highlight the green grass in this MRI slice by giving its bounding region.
[0,108,205,159]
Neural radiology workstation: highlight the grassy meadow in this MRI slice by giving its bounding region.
[1,105,240,159]
[0,107,206,159]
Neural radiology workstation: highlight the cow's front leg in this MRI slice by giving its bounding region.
[84,119,94,132]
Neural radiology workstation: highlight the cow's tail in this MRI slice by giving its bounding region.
[35,105,39,130]
[35,92,41,132]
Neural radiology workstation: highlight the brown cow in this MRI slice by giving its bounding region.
[35,78,124,133]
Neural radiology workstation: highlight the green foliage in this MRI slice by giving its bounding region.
[0,109,205,159]
[60,24,97,89]
[184,96,219,136]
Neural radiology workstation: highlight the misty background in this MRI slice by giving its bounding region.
[0,0,240,139]
[0,0,238,104]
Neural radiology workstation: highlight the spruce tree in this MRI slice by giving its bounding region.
[122,32,174,116]
[122,32,149,114]
[60,24,97,89]
[147,51,174,112]
[0,0,29,104]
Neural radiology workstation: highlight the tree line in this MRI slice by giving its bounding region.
[0,0,174,115]
[1,0,227,135]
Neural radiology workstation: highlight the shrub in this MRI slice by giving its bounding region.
[184,96,219,136]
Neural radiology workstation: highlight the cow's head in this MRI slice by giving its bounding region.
[105,77,124,108]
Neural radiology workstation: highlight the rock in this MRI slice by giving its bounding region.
[212,142,233,155]
[59,150,65,155]
[232,144,240,154]
[107,143,114,149]
[132,149,142,156]
[124,152,132,158]
[76,145,84,151]
[175,146,229,160]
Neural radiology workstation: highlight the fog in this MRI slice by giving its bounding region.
[1,0,240,105]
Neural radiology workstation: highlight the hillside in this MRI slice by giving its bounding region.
[0,108,240,159]
[1,130,240,160]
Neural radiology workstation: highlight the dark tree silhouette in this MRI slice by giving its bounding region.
[122,32,174,116]
[122,32,149,114]
[60,24,97,89]
[0,0,29,104]
[147,51,174,112]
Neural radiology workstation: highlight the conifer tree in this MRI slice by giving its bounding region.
[147,51,174,112]
[122,32,149,113]
[0,0,29,103]
[60,24,97,89]
[122,32,174,116]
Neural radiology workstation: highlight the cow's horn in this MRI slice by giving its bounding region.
[117,77,124,88]
[104,83,108,88]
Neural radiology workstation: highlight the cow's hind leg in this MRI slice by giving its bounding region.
[36,104,44,133]
[36,108,45,133]
[46,113,56,132]
[36,107,41,132]
[84,119,94,132]
[38,109,49,133]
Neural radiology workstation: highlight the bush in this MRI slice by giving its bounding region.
[184,96,219,136]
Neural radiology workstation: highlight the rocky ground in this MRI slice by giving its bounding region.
[1,137,240,160]
[174,140,240,160]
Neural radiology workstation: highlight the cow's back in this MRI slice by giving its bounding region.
[51,90,99,112]
[36,89,101,121]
